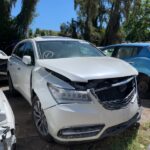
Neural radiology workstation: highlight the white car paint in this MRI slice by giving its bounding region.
[37,57,137,82]
[8,36,141,143]
[0,50,9,60]
[0,90,16,150]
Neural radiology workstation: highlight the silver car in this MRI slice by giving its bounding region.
[7,36,141,143]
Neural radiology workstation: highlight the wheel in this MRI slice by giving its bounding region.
[32,96,53,142]
[138,75,149,97]
[8,73,17,96]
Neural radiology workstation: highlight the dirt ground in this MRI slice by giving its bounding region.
[0,83,150,150]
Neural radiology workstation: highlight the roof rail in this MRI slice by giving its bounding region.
[35,36,71,39]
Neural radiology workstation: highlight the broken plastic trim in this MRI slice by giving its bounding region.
[94,77,135,93]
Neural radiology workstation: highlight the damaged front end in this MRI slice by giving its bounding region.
[70,76,139,110]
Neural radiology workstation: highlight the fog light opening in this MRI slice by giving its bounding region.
[58,125,105,139]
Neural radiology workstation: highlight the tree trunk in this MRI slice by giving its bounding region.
[101,0,121,46]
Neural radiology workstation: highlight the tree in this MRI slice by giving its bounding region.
[28,29,34,38]
[101,0,123,45]
[0,0,39,54]
[124,0,150,42]
[34,28,59,37]
[74,0,99,41]
[60,19,79,38]
[61,0,144,46]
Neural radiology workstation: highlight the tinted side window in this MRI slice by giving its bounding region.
[114,46,141,59]
[13,43,25,58]
[24,42,35,64]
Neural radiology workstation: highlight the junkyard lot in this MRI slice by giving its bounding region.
[0,82,150,150]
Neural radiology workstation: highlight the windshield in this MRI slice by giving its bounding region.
[36,41,104,59]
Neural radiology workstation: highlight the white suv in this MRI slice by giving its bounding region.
[8,36,141,143]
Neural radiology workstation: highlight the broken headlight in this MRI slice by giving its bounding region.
[48,83,91,104]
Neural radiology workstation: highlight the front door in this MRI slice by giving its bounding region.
[17,42,35,103]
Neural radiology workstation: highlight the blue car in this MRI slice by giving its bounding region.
[102,43,150,96]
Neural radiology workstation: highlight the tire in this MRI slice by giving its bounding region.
[32,96,53,142]
[138,75,149,98]
[8,73,17,96]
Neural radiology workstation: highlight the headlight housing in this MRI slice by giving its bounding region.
[48,83,91,104]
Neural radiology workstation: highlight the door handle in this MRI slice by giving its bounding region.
[17,67,21,70]
[9,63,12,66]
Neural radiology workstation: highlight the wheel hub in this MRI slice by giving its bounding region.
[33,101,48,136]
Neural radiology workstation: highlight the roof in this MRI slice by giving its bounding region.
[105,43,150,48]
[33,36,84,42]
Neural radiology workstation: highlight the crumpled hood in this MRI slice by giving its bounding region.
[37,57,138,82]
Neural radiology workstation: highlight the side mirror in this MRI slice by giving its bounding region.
[22,56,32,65]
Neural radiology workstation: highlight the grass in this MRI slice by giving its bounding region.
[69,122,150,150]
[97,122,150,150]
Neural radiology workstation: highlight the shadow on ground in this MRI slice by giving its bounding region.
[142,99,150,109]
[2,90,141,150]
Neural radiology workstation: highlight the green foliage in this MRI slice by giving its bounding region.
[30,28,59,38]
[0,0,39,54]
[124,0,150,42]
[74,0,100,41]
[60,0,149,46]
[67,122,150,150]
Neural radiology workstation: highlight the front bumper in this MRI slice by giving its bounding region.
[44,94,141,143]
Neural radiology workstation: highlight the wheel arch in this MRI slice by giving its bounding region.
[138,72,150,82]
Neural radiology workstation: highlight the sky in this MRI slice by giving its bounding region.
[12,0,77,31]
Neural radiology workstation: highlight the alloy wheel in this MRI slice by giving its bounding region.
[33,100,49,136]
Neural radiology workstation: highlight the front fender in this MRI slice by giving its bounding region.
[32,67,74,110]
[32,67,57,109]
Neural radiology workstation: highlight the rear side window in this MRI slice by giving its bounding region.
[114,46,142,59]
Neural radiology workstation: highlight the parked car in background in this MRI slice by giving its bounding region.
[0,90,16,150]
[0,50,9,80]
[97,47,104,50]
[8,36,141,143]
[102,43,150,96]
